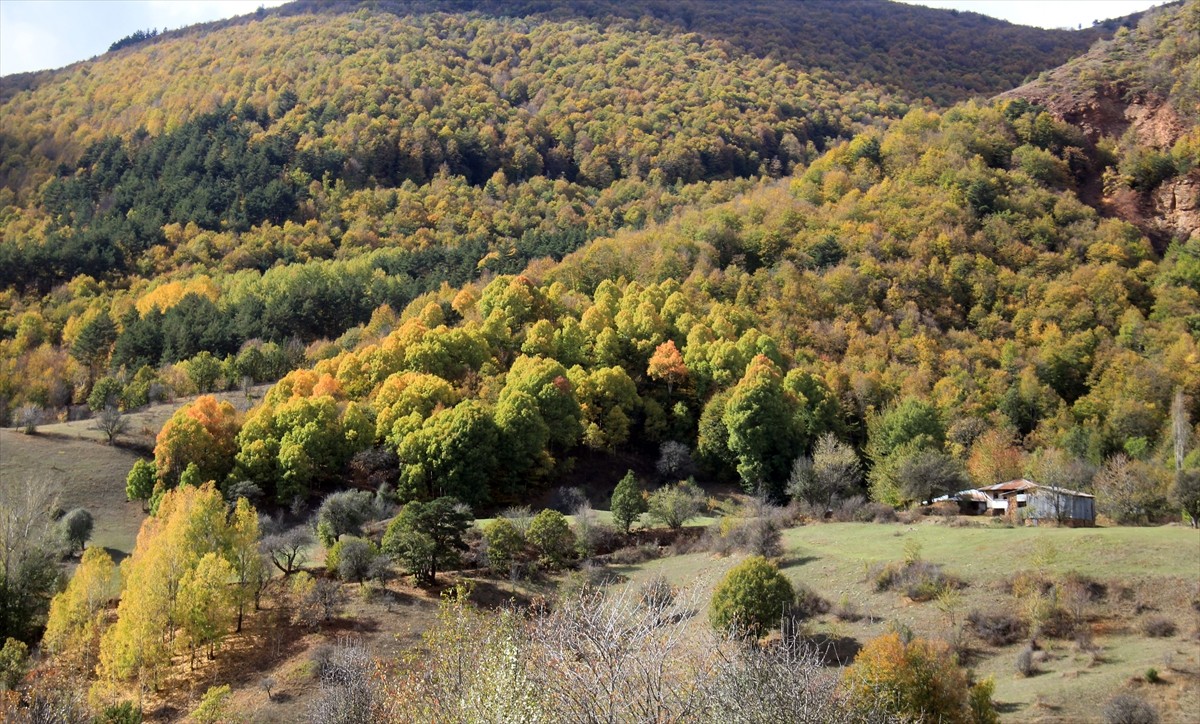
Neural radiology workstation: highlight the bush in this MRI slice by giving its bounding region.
[791,583,830,619]
[870,559,960,601]
[1145,667,1160,684]
[1102,694,1159,724]
[1141,616,1177,638]
[709,555,795,638]
[97,702,142,724]
[843,632,973,723]
[861,502,897,523]
[528,509,576,570]
[1015,646,1036,677]
[1034,604,1074,639]
[608,544,661,565]
[482,518,525,574]
[639,575,675,611]
[646,480,705,529]
[326,537,378,582]
[968,610,1027,646]
[192,685,232,724]
[706,504,784,558]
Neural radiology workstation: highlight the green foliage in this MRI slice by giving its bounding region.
[482,518,524,574]
[0,637,29,690]
[610,470,648,533]
[58,508,93,555]
[88,376,125,412]
[722,355,806,498]
[709,555,795,638]
[192,684,233,724]
[97,702,143,724]
[646,480,706,530]
[382,497,472,585]
[527,509,576,570]
[315,490,376,547]
[125,459,156,508]
[325,536,379,582]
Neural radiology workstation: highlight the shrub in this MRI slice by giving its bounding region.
[97,702,142,724]
[1102,694,1159,724]
[791,583,830,619]
[1141,616,1177,638]
[870,559,960,601]
[709,556,795,638]
[829,495,868,522]
[862,502,897,523]
[706,503,783,558]
[1015,646,1036,677]
[646,480,705,529]
[528,509,576,569]
[969,678,1000,724]
[1038,606,1077,639]
[609,544,660,565]
[843,632,973,723]
[967,610,1027,646]
[482,518,525,574]
[639,575,675,611]
[0,638,29,690]
[326,537,378,582]
[1145,667,1160,684]
[192,685,232,724]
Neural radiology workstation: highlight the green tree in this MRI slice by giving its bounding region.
[646,480,706,530]
[382,497,472,586]
[722,356,803,498]
[87,376,124,412]
[71,313,117,385]
[58,508,93,555]
[709,555,795,638]
[610,470,648,533]
[526,509,575,570]
[397,400,499,505]
[482,518,524,574]
[125,459,156,511]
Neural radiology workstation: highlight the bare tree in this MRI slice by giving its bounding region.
[0,477,63,640]
[262,527,314,575]
[1172,389,1190,472]
[93,404,128,445]
[309,638,389,724]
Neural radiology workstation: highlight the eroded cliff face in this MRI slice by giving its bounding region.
[1002,79,1198,245]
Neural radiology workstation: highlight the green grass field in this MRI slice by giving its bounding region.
[612,519,1200,723]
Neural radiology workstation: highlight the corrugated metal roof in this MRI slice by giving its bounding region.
[978,479,1038,492]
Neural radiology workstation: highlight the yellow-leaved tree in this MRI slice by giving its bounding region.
[42,547,117,672]
[97,483,258,693]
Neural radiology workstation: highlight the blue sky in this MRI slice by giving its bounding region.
[0,0,1172,77]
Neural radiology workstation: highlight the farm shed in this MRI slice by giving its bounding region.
[940,479,1095,526]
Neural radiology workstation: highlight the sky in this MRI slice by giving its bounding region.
[1,0,289,76]
[894,0,1170,29]
[0,0,1175,77]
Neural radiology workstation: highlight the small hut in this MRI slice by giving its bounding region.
[944,479,1095,527]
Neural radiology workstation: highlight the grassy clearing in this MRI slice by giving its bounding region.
[609,519,1200,723]
[0,428,145,557]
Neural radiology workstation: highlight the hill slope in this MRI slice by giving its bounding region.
[1001,0,1199,243]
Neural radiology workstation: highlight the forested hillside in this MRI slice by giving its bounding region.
[120,2,1198,513]
[3,1,1200,721]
